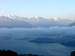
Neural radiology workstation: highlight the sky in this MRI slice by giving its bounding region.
[0,0,75,17]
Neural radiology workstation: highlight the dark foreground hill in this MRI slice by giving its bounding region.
[0,50,74,56]
[0,50,39,56]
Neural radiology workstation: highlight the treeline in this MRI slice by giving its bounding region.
[0,50,75,56]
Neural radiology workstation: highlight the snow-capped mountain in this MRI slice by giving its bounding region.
[0,16,74,28]
[0,16,32,28]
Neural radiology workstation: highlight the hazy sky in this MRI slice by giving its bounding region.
[0,0,75,17]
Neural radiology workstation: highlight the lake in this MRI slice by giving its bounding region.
[0,27,75,56]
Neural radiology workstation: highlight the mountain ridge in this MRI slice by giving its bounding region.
[0,16,75,28]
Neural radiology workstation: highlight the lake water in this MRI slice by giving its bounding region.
[0,27,75,56]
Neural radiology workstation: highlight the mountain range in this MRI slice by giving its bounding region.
[0,16,75,28]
